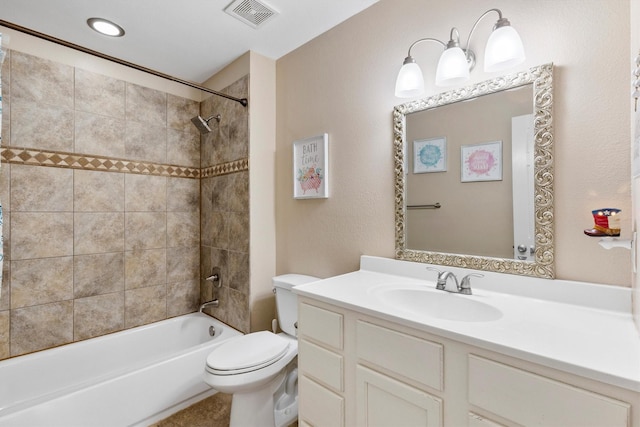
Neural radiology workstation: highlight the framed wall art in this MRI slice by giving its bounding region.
[413,137,447,173]
[461,140,502,182]
[293,133,328,199]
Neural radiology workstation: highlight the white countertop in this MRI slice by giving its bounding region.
[293,256,640,392]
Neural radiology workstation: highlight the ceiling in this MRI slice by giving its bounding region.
[0,0,379,83]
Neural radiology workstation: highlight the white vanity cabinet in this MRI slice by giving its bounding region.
[297,297,639,427]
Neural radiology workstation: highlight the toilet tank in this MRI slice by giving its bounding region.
[273,274,319,336]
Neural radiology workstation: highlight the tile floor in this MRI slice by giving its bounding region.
[150,393,298,427]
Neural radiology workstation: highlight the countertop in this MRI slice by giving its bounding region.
[292,256,640,392]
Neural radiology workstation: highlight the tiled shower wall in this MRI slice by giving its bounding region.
[199,76,250,334]
[0,50,212,359]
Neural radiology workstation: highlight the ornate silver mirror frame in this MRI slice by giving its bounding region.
[393,63,554,278]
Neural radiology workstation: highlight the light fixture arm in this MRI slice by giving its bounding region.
[463,8,505,58]
[406,37,447,58]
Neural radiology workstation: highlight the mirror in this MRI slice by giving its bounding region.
[393,63,554,278]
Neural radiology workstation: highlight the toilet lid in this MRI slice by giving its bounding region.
[206,331,290,375]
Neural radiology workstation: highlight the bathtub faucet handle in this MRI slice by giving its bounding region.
[205,267,222,288]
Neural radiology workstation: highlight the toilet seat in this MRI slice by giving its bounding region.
[206,331,290,376]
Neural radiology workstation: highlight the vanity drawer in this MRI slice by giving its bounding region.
[468,355,631,427]
[356,320,443,391]
[299,338,343,392]
[299,374,344,427]
[299,302,343,350]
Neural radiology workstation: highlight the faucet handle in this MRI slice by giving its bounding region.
[460,273,483,295]
[426,267,446,290]
[426,267,443,276]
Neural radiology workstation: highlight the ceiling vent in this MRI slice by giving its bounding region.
[224,0,279,29]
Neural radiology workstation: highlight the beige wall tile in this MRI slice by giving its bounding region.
[227,211,249,253]
[11,256,73,309]
[125,174,167,211]
[11,301,73,356]
[167,246,199,283]
[0,262,9,311]
[11,212,73,260]
[214,287,249,333]
[1,162,9,212]
[167,94,199,133]
[2,211,10,262]
[0,311,8,359]
[11,101,74,152]
[167,128,200,168]
[74,111,126,158]
[228,251,249,294]
[167,279,199,318]
[74,252,125,298]
[74,170,125,212]
[11,165,73,212]
[125,249,166,290]
[1,50,10,147]
[167,177,199,212]
[201,210,227,248]
[125,121,167,164]
[74,212,125,255]
[227,172,249,213]
[126,83,166,126]
[11,51,73,109]
[167,211,199,248]
[125,212,166,251]
[74,292,124,340]
[125,285,166,328]
[75,68,125,119]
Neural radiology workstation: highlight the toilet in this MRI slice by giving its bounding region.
[204,274,319,427]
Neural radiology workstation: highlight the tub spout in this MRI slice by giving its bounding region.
[199,300,219,312]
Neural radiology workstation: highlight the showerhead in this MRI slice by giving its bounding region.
[191,114,221,134]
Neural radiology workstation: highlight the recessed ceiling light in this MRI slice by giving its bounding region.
[87,18,125,37]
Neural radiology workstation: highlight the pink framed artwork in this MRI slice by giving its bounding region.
[461,140,502,182]
[293,133,329,199]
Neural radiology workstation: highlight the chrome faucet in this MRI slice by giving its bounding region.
[199,299,220,312]
[426,267,483,295]
[200,268,222,312]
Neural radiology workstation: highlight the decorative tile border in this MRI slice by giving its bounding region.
[201,158,249,178]
[1,147,249,179]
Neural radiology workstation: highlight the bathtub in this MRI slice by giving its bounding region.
[0,313,242,427]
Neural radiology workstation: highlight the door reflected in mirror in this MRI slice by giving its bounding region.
[393,64,554,278]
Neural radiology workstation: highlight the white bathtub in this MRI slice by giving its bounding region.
[0,313,242,427]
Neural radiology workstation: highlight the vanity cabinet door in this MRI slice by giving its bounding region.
[299,374,344,427]
[468,355,631,427]
[298,300,346,426]
[356,365,443,427]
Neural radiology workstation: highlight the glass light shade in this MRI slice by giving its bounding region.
[435,47,470,87]
[484,25,525,72]
[395,60,425,98]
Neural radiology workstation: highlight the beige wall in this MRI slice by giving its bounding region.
[276,0,633,286]
[630,0,639,330]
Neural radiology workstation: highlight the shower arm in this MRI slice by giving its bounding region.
[0,19,248,108]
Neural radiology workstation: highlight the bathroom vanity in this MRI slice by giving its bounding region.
[293,256,640,427]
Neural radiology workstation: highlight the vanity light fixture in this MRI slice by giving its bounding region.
[87,18,125,37]
[394,8,525,98]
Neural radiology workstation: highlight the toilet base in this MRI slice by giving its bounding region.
[228,363,299,427]
[229,371,284,427]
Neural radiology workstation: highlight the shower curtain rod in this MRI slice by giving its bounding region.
[0,20,248,107]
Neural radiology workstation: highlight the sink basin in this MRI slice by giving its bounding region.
[370,284,503,322]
